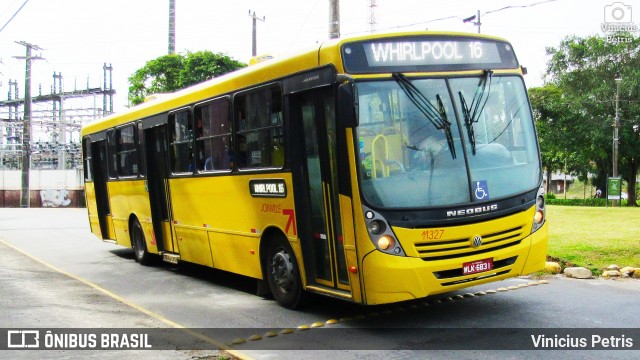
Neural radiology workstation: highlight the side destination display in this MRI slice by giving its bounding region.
[342,36,519,73]
[249,179,287,198]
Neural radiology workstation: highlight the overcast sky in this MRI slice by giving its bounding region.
[0,0,637,111]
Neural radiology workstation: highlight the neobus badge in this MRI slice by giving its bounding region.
[249,179,287,198]
[446,204,498,217]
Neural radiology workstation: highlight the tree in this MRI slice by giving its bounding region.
[543,33,640,205]
[128,51,246,106]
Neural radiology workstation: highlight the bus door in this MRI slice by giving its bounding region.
[291,87,350,292]
[91,140,111,239]
[144,124,176,254]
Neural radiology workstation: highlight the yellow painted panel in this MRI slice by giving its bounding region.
[168,174,295,236]
[84,182,98,217]
[106,179,153,247]
[175,226,213,267]
[88,216,102,239]
[106,215,116,240]
[209,231,261,279]
[163,173,301,279]
[84,183,102,238]
[361,235,534,305]
[162,221,174,253]
[521,222,548,275]
[392,207,535,258]
[113,218,130,247]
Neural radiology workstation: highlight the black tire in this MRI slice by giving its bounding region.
[130,219,152,266]
[265,236,304,309]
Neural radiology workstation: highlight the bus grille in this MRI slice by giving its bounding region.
[414,225,525,261]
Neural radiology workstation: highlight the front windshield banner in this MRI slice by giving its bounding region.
[343,36,519,74]
[355,75,540,209]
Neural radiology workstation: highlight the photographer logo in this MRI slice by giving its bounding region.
[605,2,632,23]
[602,2,638,43]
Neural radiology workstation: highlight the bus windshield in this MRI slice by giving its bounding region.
[355,75,540,208]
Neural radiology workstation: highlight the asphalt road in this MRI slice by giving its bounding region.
[1,208,639,359]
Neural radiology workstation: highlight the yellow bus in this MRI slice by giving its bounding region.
[82,31,547,309]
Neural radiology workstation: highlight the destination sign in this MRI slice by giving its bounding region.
[342,36,519,73]
[249,179,287,198]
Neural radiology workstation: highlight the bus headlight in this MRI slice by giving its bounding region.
[534,209,544,224]
[531,188,546,233]
[377,235,394,250]
[363,205,406,256]
[367,220,386,235]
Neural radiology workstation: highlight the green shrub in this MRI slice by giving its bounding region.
[545,198,636,206]
[545,198,607,206]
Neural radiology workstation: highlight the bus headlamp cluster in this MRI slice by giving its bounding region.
[363,206,405,256]
[367,219,386,235]
[531,187,546,233]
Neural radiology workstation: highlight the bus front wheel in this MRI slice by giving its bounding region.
[266,236,303,309]
[130,219,152,266]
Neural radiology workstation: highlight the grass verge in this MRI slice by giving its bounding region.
[546,205,640,274]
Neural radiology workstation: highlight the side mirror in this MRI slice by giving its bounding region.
[337,83,358,128]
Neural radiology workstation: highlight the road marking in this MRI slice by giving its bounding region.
[229,279,552,347]
[0,238,252,360]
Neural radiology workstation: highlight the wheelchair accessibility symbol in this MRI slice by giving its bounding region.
[474,180,490,200]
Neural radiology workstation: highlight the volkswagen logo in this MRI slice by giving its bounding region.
[471,235,483,248]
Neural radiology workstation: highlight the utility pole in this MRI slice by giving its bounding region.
[248,10,265,57]
[368,0,378,33]
[329,0,340,39]
[14,41,44,208]
[463,10,481,33]
[612,76,622,207]
[168,0,176,54]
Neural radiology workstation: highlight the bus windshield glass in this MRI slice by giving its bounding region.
[355,75,540,208]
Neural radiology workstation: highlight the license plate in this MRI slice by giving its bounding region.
[462,258,493,275]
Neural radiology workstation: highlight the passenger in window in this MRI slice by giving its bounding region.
[218,137,231,170]
[204,158,213,170]
[232,135,248,168]
[188,153,195,172]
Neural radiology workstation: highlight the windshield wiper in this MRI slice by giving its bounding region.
[458,69,493,155]
[392,73,456,159]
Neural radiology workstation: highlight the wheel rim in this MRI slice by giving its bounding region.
[271,249,294,293]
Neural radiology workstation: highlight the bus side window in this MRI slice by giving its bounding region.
[234,87,284,169]
[107,130,117,179]
[169,110,193,174]
[116,124,138,177]
[83,137,93,181]
[195,98,232,172]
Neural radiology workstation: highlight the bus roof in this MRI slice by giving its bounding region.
[82,31,513,136]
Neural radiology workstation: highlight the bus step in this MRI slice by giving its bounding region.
[161,253,180,264]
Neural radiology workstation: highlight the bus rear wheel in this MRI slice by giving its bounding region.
[266,236,304,309]
[130,219,152,266]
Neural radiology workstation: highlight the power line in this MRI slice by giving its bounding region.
[286,0,321,52]
[0,0,31,34]
[484,0,561,16]
[345,0,562,35]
